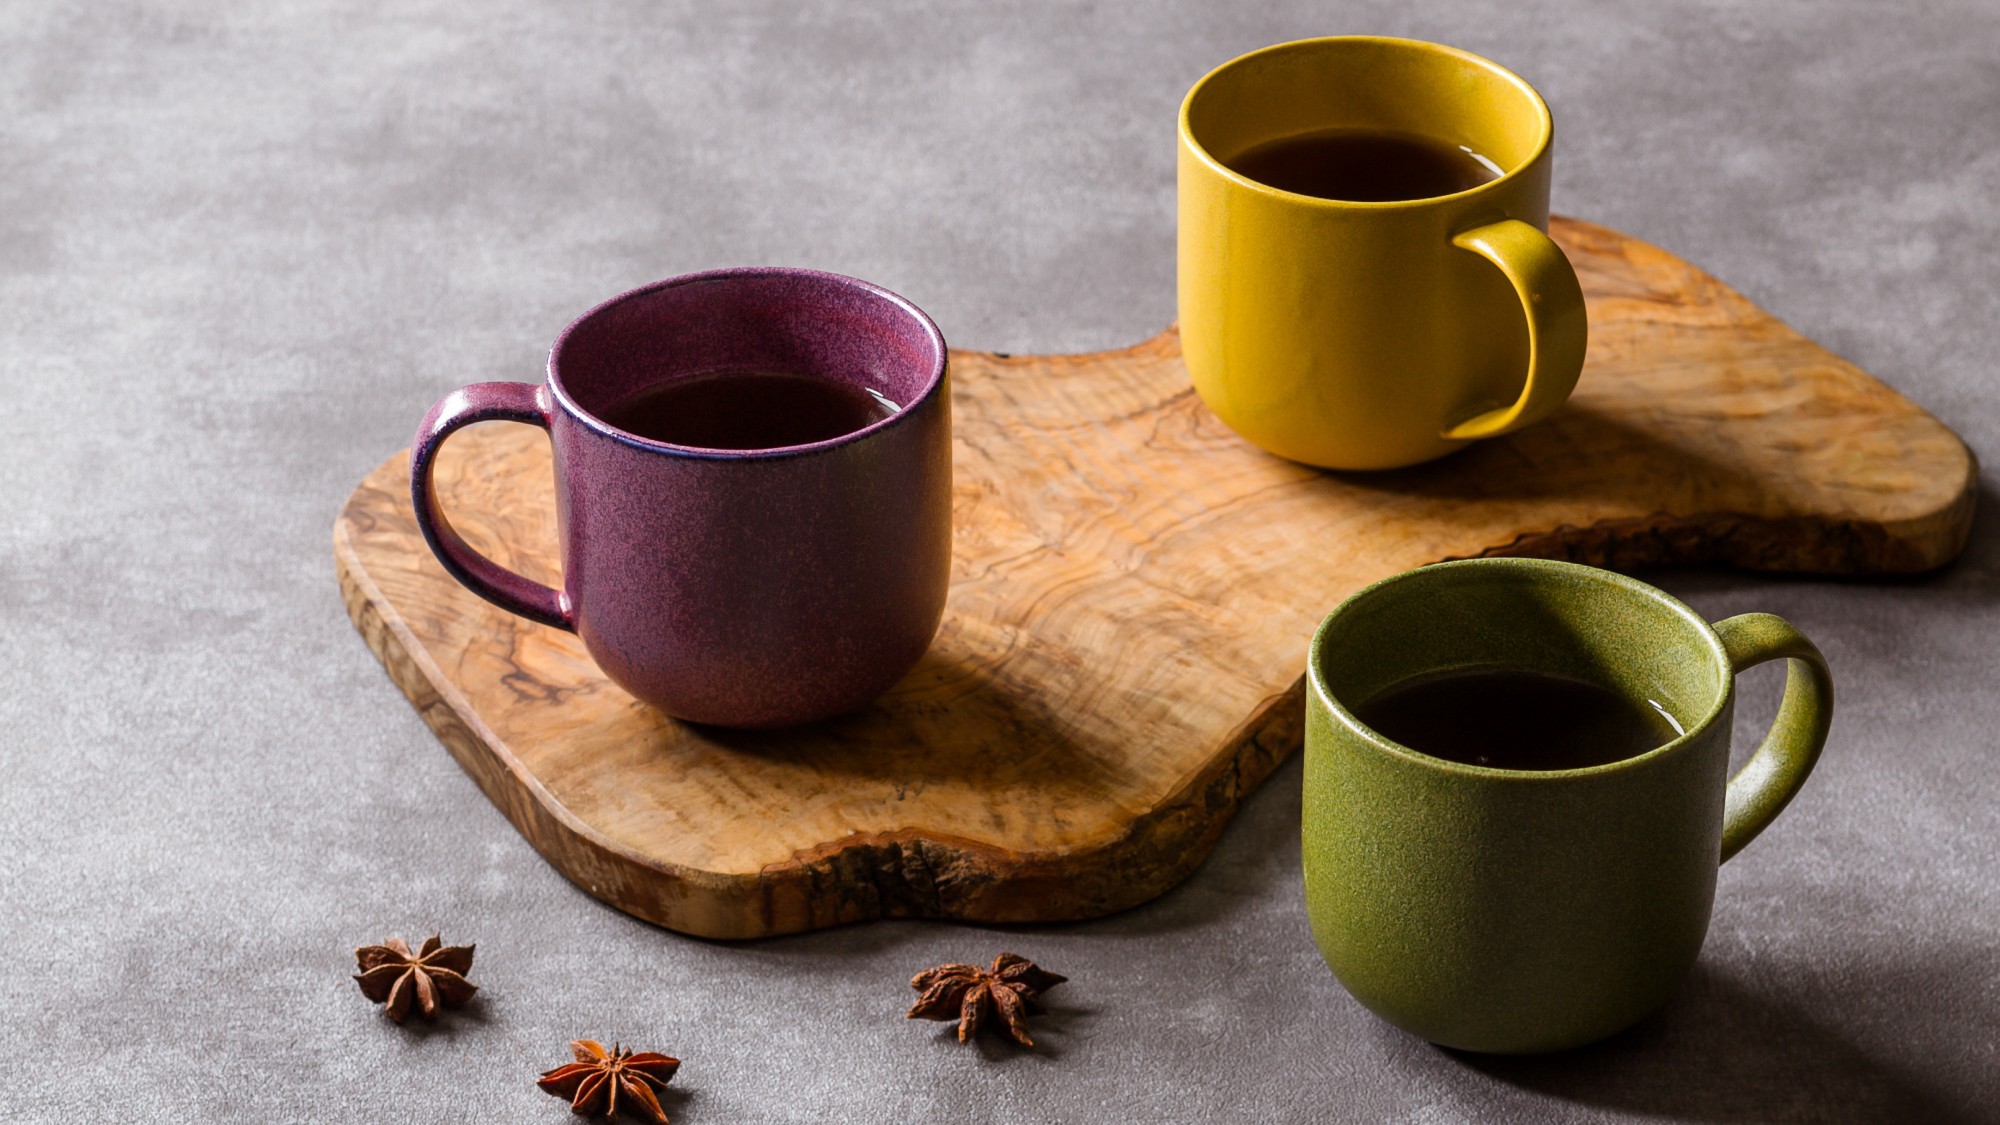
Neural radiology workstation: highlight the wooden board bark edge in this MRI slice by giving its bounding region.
[338,509,1308,934]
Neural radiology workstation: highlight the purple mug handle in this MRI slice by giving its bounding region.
[409,382,575,631]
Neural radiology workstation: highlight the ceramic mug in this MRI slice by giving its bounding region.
[1178,37,1588,470]
[1304,559,1832,1053]
[410,268,952,728]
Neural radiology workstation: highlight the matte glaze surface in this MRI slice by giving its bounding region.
[1178,37,1587,469]
[1305,559,1832,1053]
[411,269,952,727]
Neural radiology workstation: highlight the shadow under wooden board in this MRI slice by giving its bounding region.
[337,217,1976,940]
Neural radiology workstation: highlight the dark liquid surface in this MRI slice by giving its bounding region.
[597,368,896,450]
[1224,127,1499,202]
[1352,668,1684,771]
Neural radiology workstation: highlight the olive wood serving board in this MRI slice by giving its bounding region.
[336,218,1975,939]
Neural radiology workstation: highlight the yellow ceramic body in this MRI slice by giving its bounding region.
[1178,37,1587,469]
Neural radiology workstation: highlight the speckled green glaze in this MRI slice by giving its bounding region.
[1303,558,1832,1054]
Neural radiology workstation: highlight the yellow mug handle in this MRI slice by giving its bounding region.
[1440,219,1589,441]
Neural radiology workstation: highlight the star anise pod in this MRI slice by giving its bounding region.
[351,934,477,1022]
[537,1040,680,1123]
[906,952,1067,1046]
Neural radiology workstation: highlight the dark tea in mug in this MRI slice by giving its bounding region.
[1352,667,1685,771]
[598,369,898,450]
[1224,127,1499,202]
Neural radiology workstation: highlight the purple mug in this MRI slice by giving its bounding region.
[410,268,952,728]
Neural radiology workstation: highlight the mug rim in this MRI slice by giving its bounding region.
[1178,35,1555,212]
[1306,558,1733,780]
[544,266,950,462]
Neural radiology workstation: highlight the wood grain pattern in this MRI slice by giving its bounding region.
[336,218,1975,939]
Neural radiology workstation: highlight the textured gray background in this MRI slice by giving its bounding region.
[3,0,1997,1121]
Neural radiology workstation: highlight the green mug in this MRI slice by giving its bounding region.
[1303,559,1833,1053]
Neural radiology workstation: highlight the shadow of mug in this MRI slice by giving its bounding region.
[1448,965,1981,1124]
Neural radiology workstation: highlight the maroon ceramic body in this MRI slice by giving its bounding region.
[410,268,951,728]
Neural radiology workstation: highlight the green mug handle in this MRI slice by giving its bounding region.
[1442,219,1589,441]
[1713,613,1835,862]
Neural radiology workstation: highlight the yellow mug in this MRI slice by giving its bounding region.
[1178,37,1587,470]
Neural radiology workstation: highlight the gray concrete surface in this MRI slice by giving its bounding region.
[4,1,1997,1120]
